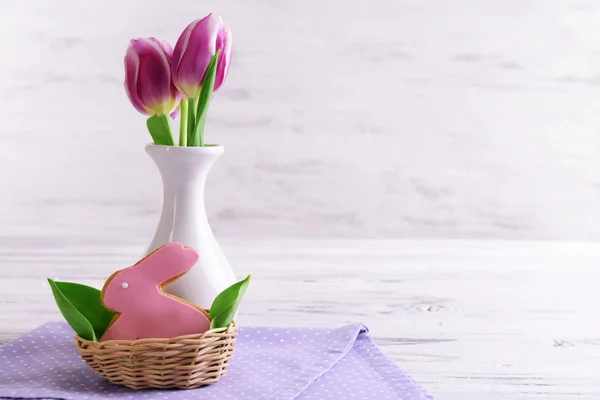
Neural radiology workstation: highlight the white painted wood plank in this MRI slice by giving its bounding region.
[1,239,599,399]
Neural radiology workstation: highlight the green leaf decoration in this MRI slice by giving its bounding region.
[190,51,219,147]
[47,279,115,341]
[146,114,174,145]
[209,274,251,330]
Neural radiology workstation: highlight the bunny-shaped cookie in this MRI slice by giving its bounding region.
[100,242,211,341]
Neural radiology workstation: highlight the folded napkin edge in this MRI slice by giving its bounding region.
[272,323,368,400]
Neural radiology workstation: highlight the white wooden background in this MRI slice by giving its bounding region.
[1,239,600,399]
[1,0,600,240]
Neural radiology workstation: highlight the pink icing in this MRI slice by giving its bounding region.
[100,242,210,341]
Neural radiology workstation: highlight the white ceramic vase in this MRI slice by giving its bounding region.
[144,144,236,309]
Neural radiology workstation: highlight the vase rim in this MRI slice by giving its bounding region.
[145,143,224,153]
[145,143,223,148]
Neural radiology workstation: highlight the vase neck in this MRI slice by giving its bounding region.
[145,145,223,187]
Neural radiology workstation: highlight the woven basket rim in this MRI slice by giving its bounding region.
[75,320,238,390]
[76,320,236,346]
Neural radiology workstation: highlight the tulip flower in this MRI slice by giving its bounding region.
[171,14,232,147]
[125,38,180,116]
[171,14,232,99]
[125,38,180,145]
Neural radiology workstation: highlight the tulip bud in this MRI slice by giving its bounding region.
[124,38,180,116]
[171,14,232,99]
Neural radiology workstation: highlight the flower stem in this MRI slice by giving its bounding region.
[179,99,188,146]
[187,97,198,146]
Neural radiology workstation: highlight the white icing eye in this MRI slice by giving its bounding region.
[121,282,129,289]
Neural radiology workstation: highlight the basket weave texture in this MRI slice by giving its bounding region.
[75,322,237,390]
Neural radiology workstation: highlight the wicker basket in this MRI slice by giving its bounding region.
[75,322,237,390]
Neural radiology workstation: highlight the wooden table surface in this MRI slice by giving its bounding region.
[1,238,599,399]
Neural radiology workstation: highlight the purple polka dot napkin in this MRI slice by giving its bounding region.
[0,322,435,400]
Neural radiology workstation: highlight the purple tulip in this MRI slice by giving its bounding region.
[171,14,232,99]
[124,38,181,116]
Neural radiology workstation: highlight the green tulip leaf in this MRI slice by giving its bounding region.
[190,51,219,147]
[209,274,251,330]
[146,114,174,146]
[47,279,115,341]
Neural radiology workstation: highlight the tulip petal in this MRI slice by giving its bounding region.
[133,38,175,115]
[172,14,219,98]
[156,39,174,59]
[171,19,198,81]
[214,19,232,92]
[155,39,183,113]
[124,42,151,115]
[170,104,180,120]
